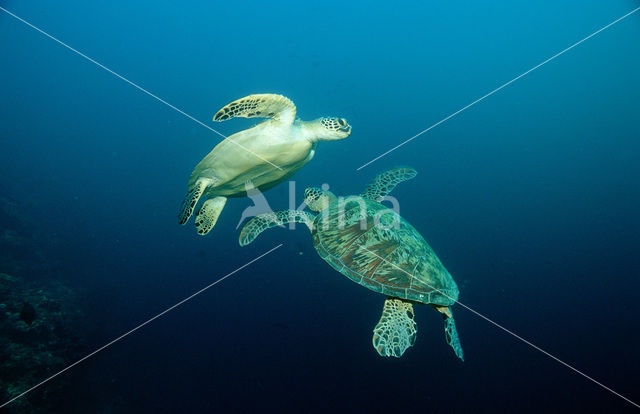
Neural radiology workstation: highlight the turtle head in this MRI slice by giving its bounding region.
[306,117,351,142]
[304,187,336,212]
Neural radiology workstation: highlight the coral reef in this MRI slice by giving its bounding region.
[0,272,86,413]
[0,197,86,412]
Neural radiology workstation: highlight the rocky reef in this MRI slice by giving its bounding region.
[0,273,86,412]
[0,197,86,413]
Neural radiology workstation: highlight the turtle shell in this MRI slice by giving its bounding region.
[311,197,459,306]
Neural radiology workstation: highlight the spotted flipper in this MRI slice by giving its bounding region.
[213,94,296,125]
[372,298,417,358]
[194,196,227,236]
[179,179,210,225]
[360,167,417,201]
[238,210,316,246]
[443,310,464,361]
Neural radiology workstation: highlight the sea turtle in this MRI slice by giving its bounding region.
[238,167,464,360]
[179,93,351,235]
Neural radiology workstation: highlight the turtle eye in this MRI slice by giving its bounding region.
[338,119,345,127]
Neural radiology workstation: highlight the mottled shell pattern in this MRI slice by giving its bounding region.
[312,198,459,306]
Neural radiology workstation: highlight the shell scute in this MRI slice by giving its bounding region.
[313,198,458,306]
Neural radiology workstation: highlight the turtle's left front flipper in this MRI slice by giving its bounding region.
[439,307,464,361]
[238,210,316,246]
[372,298,417,358]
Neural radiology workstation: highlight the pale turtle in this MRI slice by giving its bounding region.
[238,167,464,360]
[179,93,351,235]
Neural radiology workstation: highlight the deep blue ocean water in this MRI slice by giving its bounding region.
[1,1,639,412]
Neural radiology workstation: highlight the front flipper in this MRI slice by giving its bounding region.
[238,210,316,246]
[372,298,417,358]
[179,179,209,225]
[195,196,227,235]
[360,166,417,201]
[440,308,464,361]
[213,94,296,126]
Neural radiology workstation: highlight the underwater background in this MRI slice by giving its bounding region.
[1,0,639,412]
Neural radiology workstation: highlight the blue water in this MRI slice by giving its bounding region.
[1,0,639,412]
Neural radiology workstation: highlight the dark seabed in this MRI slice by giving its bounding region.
[1,0,639,413]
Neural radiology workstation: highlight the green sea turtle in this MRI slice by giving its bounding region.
[179,93,351,235]
[238,167,464,360]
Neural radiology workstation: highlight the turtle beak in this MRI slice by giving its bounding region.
[338,118,351,134]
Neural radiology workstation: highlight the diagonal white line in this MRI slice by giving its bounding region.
[359,245,639,409]
[356,6,640,171]
[0,6,283,171]
[0,244,283,409]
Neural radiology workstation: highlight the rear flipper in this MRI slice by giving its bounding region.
[443,312,464,361]
[178,179,209,225]
[195,196,227,235]
[372,298,417,358]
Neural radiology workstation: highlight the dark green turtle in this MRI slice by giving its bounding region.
[239,167,464,360]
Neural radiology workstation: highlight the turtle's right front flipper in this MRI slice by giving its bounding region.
[239,210,316,246]
[372,298,417,358]
[360,166,417,201]
[213,94,296,125]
